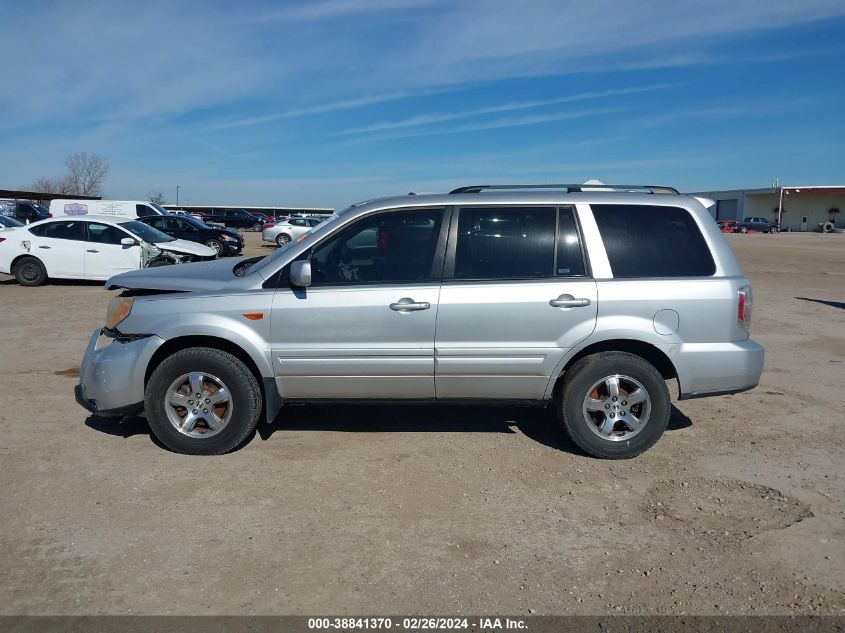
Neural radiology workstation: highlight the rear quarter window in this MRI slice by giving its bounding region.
[591,204,715,278]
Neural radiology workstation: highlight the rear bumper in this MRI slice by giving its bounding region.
[75,329,164,416]
[672,339,765,400]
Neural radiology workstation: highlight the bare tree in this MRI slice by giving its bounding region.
[29,176,61,194]
[64,152,109,196]
[147,192,167,205]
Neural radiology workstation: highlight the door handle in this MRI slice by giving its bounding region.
[38,245,51,249]
[549,294,591,308]
[389,297,431,312]
[86,249,99,253]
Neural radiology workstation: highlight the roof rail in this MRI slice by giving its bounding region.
[449,184,680,195]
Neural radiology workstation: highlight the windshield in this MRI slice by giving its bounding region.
[33,203,50,216]
[181,215,212,230]
[149,203,168,215]
[119,220,175,243]
[246,212,344,277]
[0,215,24,227]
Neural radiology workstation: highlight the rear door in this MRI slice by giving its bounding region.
[27,221,86,277]
[270,207,448,399]
[435,205,597,399]
[83,222,141,278]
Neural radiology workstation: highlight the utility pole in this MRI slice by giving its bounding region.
[176,185,181,206]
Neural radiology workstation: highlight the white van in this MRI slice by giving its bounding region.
[48,199,167,220]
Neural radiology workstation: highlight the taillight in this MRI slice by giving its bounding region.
[737,286,752,331]
[263,223,273,229]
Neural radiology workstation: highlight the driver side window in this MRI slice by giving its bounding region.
[309,208,444,286]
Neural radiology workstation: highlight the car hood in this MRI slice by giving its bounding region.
[106,256,243,291]
[159,238,217,257]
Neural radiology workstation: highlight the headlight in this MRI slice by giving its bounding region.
[220,234,236,241]
[105,296,134,330]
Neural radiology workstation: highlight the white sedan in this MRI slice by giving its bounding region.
[0,215,216,286]
[261,216,325,246]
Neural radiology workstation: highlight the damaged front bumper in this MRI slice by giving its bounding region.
[75,328,165,417]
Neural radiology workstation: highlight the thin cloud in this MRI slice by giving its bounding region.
[349,107,625,142]
[334,85,669,136]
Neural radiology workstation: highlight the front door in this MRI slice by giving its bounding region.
[270,207,447,399]
[84,222,142,278]
[435,205,598,400]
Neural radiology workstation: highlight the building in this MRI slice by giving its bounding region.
[689,185,844,232]
[162,204,333,218]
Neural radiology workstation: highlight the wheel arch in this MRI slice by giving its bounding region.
[11,253,46,274]
[550,339,679,399]
[145,335,281,423]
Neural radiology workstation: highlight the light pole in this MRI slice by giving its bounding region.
[176,185,181,206]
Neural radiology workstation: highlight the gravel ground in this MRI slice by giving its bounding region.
[0,231,843,615]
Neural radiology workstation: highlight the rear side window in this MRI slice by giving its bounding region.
[592,204,715,277]
[29,221,84,241]
[453,206,585,280]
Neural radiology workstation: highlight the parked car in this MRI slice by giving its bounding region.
[0,215,25,229]
[202,209,265,231]
[49,199,167,220]
[738,217,779,233]
[262,216,325,246]
[0,215,216,286]
[74,183,764,458]
[0,199,51,224]
[137,214,244,256]
[717,220,739,233]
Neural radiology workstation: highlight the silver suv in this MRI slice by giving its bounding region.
[75,184,764,458]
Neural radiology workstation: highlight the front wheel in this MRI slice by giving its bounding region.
[739,225,748,233]
[145,347,262,454]
[558,352,670,459]
[204,239,223,255]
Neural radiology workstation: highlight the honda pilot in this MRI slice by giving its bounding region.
[75,184,764,459]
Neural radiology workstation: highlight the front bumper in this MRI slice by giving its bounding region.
[673,339,765,400]
[75,329,165,417]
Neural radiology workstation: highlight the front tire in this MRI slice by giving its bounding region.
[14,256,47,286]
[740,225,748,233]
[558,352,670,459]
[205,239,223,255]
[145,347,262,455]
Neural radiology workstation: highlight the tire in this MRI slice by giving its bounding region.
[558,352,670,459]
[275,233,292,247]
[739,225,748,233]
[204,239,223,255]
[252,222,262,232]
[14,256,47,286]
[145,347,262,455]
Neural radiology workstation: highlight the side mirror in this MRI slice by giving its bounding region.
[120,237,137,247]
[289,260,312,287]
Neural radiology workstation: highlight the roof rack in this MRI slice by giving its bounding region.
[449,184,680,195]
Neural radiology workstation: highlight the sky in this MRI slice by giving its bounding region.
[1,0,844,209]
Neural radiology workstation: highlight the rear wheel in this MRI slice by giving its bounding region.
[145,347,262,455]
[558,352,670,459]
[276,233,292,247]
[14,256,47,286]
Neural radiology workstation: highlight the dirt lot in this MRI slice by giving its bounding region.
[0,232,843,615]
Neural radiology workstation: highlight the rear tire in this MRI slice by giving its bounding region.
[276,234,292,247]
[145,347,262,455]
[558,352,670,459]
[740,225,748,233]
[14,256,47,286]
